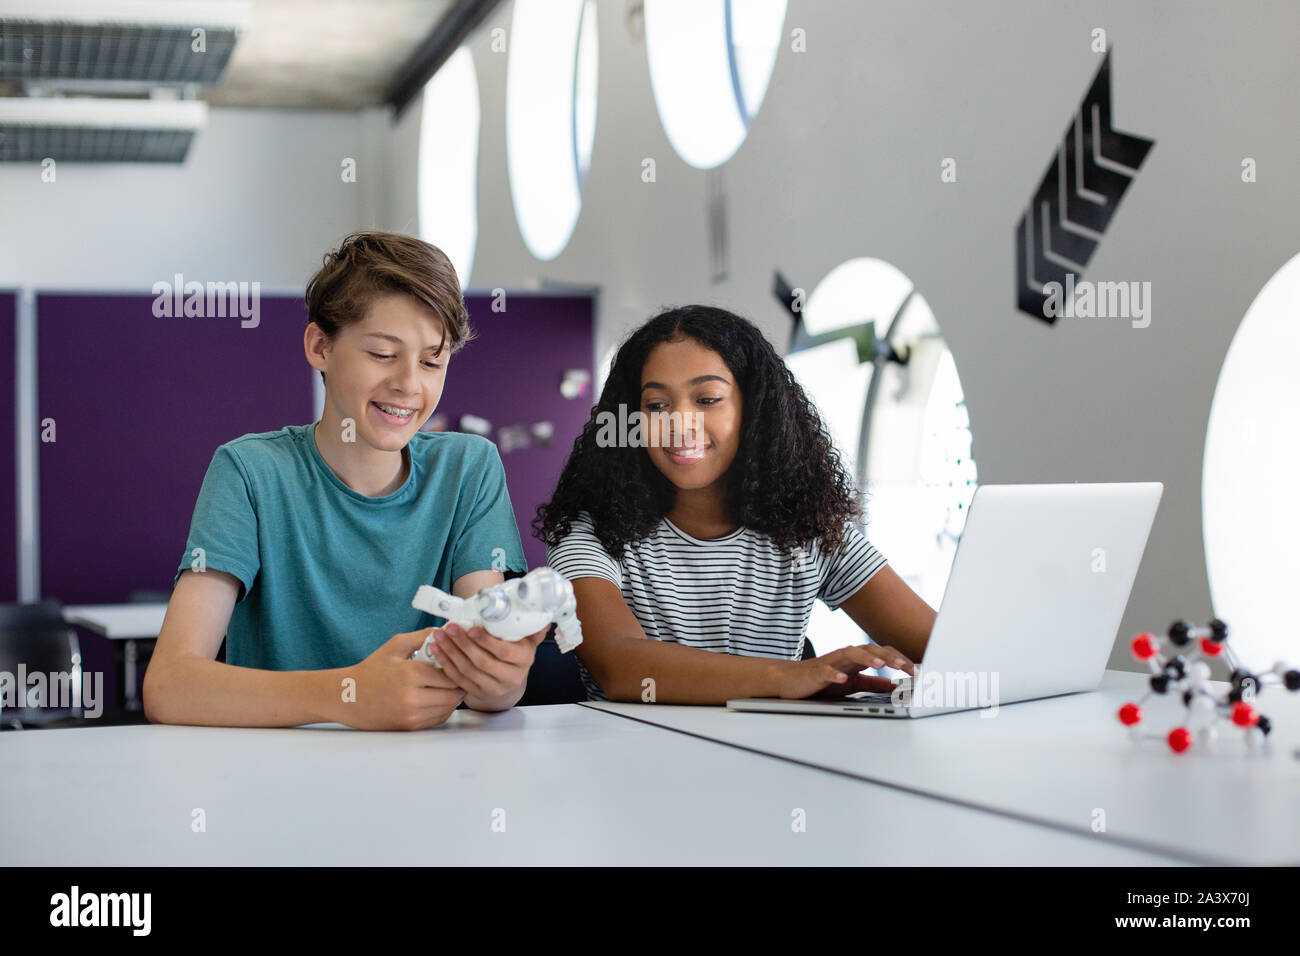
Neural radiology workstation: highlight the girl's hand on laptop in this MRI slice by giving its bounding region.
[780,644,916,700]
[425,622,547,706]
[342,631,466,731]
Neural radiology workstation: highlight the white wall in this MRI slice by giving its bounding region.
[380,0,1300,672]
[0,108,376,290]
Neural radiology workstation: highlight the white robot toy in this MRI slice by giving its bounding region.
[410,566,583,666]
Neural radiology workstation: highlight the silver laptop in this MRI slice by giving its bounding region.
[727,481,1163,718]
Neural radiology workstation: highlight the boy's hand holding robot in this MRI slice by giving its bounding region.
[410,567,583,666]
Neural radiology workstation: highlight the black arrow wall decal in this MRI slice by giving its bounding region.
[1015,50,1154,322]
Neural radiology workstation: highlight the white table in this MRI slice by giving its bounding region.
[1,703,1187,865]
[582,670,1300,866]
[62,604,168,711]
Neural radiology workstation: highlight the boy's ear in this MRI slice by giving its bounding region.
[303,322,330,376]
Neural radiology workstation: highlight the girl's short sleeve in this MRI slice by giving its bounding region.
[546,513,623,590]
[817,523,888,608]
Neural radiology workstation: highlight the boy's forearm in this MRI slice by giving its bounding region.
[589,638,791,704]
[143,656,346,728]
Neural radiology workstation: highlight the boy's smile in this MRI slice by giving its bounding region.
[371,400,420,425]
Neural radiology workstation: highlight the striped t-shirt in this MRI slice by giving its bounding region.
[546,512,888,700]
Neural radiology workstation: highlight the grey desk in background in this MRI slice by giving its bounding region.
[62,604,167,711]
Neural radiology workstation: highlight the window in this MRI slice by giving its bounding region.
[418,47,480,287]
[644,0,786,170]
[785,258,978,654]
[1203,250,1300,671]
[507,0,599,261]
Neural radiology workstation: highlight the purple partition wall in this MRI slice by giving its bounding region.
[35,291,311,710]
[31,290,592,707]
[37,293,313,605]
[1,293,16,603]
[35,291,594,597]
[442,293,595,569]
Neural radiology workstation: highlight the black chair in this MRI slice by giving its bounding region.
[0,600,86,730]
[517,625,587,706]
[801,638,817,660]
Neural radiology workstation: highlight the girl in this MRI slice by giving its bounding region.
[537,305,937,703]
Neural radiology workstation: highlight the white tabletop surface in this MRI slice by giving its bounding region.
[582,670,1300,866]
[63,604,167,639]
[2,702,1186,866]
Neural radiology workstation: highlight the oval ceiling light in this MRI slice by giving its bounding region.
[1203,250,1300,672]
[644,0,786,170]
[507,0,599,261]
[418,47,480,287]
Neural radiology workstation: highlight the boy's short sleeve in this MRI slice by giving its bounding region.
[818,523,888,609]
[450,443,528,581]
[175,445,261,601]
[546,513,623,590]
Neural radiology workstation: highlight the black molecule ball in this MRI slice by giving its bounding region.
[1168,620,1192,646]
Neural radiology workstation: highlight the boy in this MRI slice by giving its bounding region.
[143,231,545,730]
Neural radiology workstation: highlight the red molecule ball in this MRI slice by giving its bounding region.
[1118,703,1142,726]
[1231,701,1259,727]
[1168,727,1193,753]
[1199,637,1223,656]
[1131,633,1158,660]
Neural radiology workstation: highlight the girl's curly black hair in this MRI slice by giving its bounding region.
[535,305,863,559]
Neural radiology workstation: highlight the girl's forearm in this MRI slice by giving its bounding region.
[585,637,792,704]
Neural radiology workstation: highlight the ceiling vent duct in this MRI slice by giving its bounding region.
[0,95,207,162]
[0,1,250,86]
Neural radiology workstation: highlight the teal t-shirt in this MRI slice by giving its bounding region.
[174,422,528,671]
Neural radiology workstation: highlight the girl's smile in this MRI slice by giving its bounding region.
[664,442,711,464]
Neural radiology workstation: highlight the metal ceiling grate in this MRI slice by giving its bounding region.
[0,124,196,162]
[0,20,239,84]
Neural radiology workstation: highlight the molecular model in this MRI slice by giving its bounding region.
[1118,618,1300,753]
